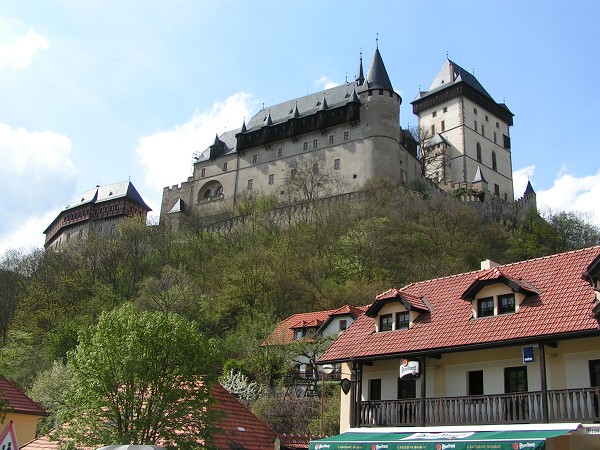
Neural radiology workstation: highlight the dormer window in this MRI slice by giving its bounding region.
[396,312,409,330]
[366,289,430,332]
[463,267,539,319]
[294,329,304,339]
[477,297,494,317]
[380,314,393,332]
[498,294,516,314]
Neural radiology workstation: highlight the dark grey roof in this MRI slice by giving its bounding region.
[364,48,393,91]
[523,180,536,196]
[424,133,450,148]
[413,59,493,102]
[68,181,151,211]
[356,53,365,85]
[195,129,239,162]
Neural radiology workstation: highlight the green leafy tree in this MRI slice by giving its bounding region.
[57,303,220,449]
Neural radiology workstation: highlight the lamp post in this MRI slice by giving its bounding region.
[319,364,334,437]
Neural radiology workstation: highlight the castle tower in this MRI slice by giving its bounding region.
[412,59,515,201]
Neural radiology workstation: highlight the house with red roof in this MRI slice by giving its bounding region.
[0,376,46,446]
[21,383,278,450]
[316,247,600,432]
[265,305,366,379]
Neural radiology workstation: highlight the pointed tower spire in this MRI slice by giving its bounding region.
[365,47,393,91]
[265,110,273,126]
[356,50,365,86]
[292,102,300,118]
[240,119,247,133]
[319,94,328,111]
[523,180,536,197]
[472,166,487,183]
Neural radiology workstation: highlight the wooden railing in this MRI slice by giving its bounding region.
[359,388,600,426]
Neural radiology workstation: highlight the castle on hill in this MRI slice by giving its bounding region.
[160,45,535,226]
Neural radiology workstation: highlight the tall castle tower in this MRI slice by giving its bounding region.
[412,59,515,201]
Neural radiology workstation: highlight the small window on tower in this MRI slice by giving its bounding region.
[432,111,437,118]
[441,120,445,132]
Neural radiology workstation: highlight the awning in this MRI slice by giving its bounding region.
[309,428,574,450]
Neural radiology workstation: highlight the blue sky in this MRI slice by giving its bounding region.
[1,0,599,253]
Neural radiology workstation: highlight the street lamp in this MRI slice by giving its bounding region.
[319,364,334,437]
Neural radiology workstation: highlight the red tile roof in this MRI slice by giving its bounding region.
[279,433,316,449]
[320,247,600,362]
[211,383,277,450]
[0,377,46,416]
[264,305,367,346]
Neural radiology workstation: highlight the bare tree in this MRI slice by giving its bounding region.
[410,125,447,181]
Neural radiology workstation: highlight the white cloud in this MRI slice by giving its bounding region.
[0,28,49,70]
[0,124,77,253]
[516,165,600,227]
[136,92,255,206]
[537,169,600,227]
[315,75,339,90]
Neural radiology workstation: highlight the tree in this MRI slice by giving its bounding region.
[57,303,220,449]
[410,125,446,180]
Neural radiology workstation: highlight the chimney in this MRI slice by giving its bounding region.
[481,259,500,270]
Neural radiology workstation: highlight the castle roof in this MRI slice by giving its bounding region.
[364,47,393,91]
[472,166,487,183]
[523,180,536,196]
[194,48,393,163]
[74,181,149,210]
[412,59,514,124]
[319,246,600,363]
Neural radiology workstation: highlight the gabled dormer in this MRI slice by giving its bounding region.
[583,254,600,315]
[291,319,323,340]
[462,266,539,319]
[366,288,430,332]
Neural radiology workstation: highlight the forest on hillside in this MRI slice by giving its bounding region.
[1,180,599,439]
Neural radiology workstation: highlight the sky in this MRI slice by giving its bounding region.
[1,0,600,254]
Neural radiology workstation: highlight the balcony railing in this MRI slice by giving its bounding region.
[359,388,600,426]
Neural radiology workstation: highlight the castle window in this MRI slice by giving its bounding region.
[110,223,116,235]
[268,174,274,185]
[496,122,500,129]
[277,148,283,158]
[492,151,497,170]
[303,141,308,151]
[252,154,258,164]
[476,143,482,162]
[200,168,206,178]
[498,294,516,314]
[222,162,228,171]
[216,186,224,197]
[339,320,347,331]
[328,134,335,145]
[294,329,304,340]
[380,314,393,332]
[474,120,478,131]
[481,124,485,136]
[247,179,253,190]
[503,134,511,149]
[478,297,494,317]
[485,115,489,122]
[343,130,350,141]
[334,158,341,170]
[443,106,447,113]
[432,111,437,118]
[441,120,445,132]
[474,108,478,115]
[379,89,384,95]
[430,124,435,135]
[494,132,497,144]
[204,189,212,200]
[312,139,319,149]
[494,184,500,196]
[396,312,409,330]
